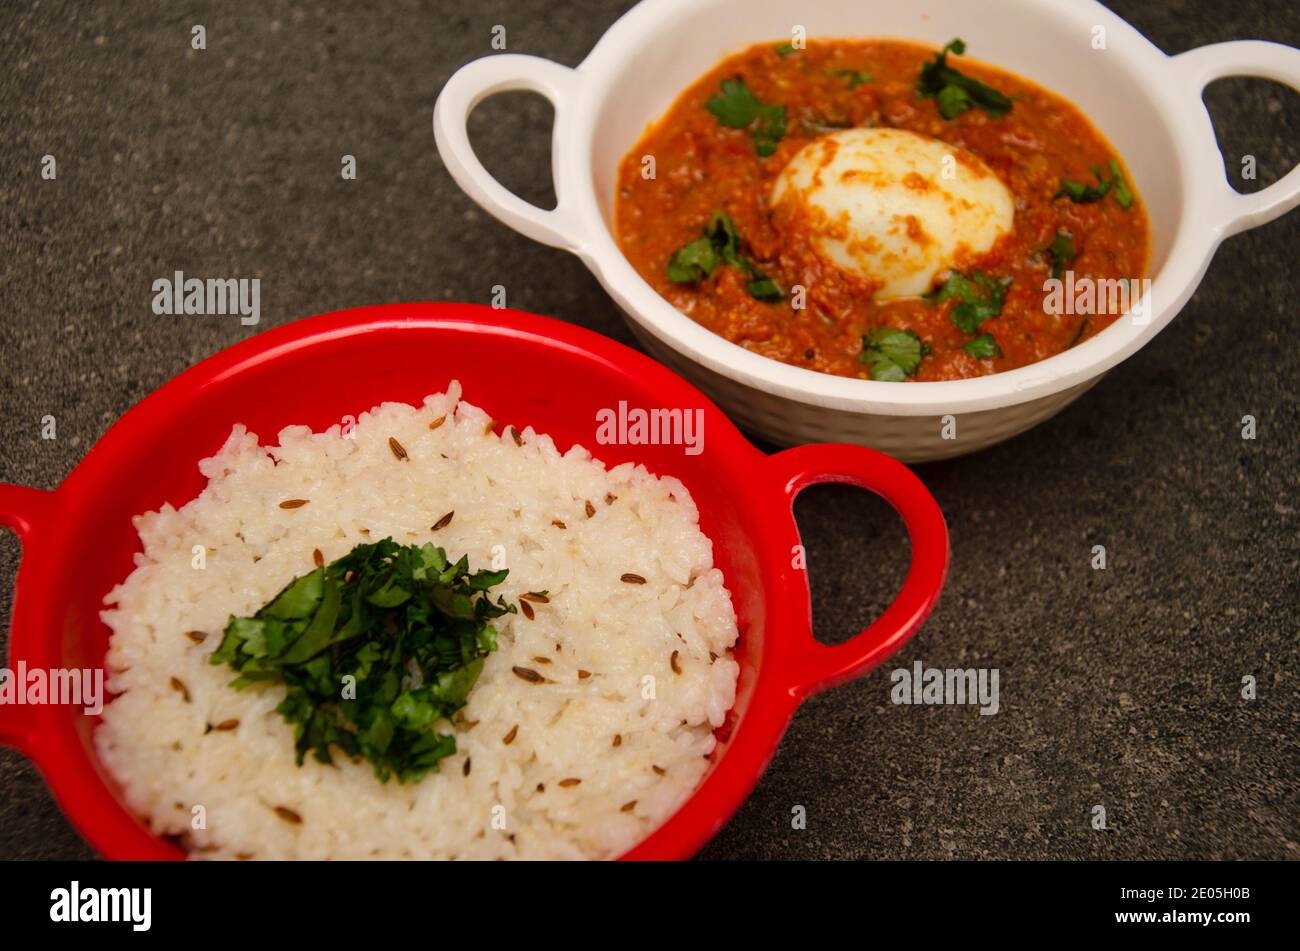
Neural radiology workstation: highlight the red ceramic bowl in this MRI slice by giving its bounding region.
[0,303,947,860]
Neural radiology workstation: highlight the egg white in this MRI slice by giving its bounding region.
[771,128,1015,299]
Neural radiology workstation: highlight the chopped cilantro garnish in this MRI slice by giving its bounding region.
[1046,231,1076,279]
[1055,169,1110,203]
[775,43,797,57]
[746,276,784,301]
[210,538,514,784]
[829,69,873,88]
[917,39,1012,120]
[963,333,1002,360]
[666,211,741,284]
[666,211,784,302]
[665,236,719,283]
[935,84,974,118]
[860,327,928,381]
[1056,159,1132,208]
[928,269,1011,334]
[1108,159,1134,209]
[707,77,787,157]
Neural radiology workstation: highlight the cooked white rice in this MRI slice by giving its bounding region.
[95,382,740,859]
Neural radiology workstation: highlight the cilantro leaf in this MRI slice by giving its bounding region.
[746,276,783,301]
[210,538,515,784]
[666,211,784,302]
[1055,170,1111,203]
[707,77,787,157]
[707,77,765,127]
[665,237,719,283]
[752,112,786,157]
[928,269,1011,334]
[775,43,797,57]
[936,84,974,118]
[1055,159,1133,208]
[828,69,872,88]
[1046,230,1075,279]
[1108,159,1134,209]
[263,569,324,620]
[963,333,1002,359]
[860,327,928,381]
[917,39,1012,120]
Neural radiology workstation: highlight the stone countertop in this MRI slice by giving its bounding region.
[0,0,1296,860]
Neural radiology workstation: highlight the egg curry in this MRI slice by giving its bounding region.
[614,39,1149,381]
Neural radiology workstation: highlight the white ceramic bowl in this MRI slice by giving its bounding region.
[434,0,1300,461]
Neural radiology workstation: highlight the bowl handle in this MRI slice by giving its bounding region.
[1171,40,1300,238]
[433,54,589,251]
[0,483,53,752]
[766,445,948,700]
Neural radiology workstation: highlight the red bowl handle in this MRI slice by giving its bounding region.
[766,445,949,699]
[0,483,53,751]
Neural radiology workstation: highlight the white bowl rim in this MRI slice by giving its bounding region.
[434,0,1300,417]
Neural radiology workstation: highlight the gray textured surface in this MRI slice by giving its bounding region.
[0,0,1296,860]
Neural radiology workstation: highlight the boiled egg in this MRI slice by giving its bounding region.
[770,128,1014,300]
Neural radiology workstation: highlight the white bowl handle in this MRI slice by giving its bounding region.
[1172,40,1300,238]
[433,55,588,250]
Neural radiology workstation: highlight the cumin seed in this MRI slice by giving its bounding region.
[552,519,566,529]
[429,414,447,430]
[520,599,535,620]
[621,800,637,812]
[652,765,666,775]
[273,805,303,824]
[532,655,551,665]
[605,492,617,505]
[558,778,581,788]
[184,630,206,644]
[671,650,682,675]
[585,500,596,518]
[388,436,408,461]
[510,426,523,446]
[214,718,239,731]
[312,548,324,567]
[521,591,550,603]
[621,573,647,584]
[503,724,518,745]
[512,666,544,683]
[463,757,472,777]
[169,677,190,703]
[577,670,591,680]
[612,734,622,747]
[432,511,454,530]
[279,499,309,509]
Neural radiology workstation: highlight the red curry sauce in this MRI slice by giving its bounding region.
[614,40,1150,381]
